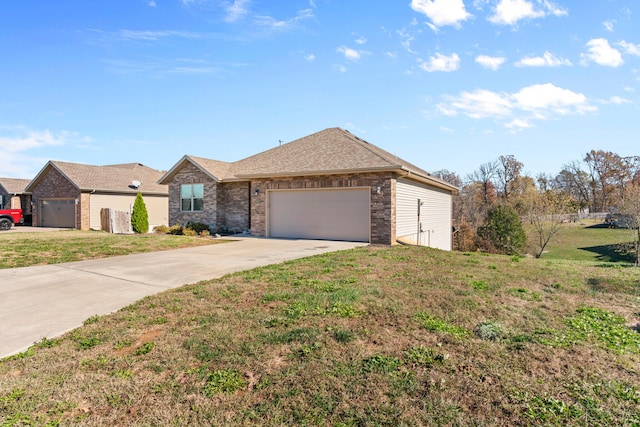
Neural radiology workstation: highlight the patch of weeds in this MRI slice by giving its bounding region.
[332,328,355,343]
[471,280,489,291]
[475,321,505,341]
[203,369,247,396]
[404,345,448,368]
[33,336,60,349]
[330,302,361,318]
[260,328,319,345]
[507,334,533,351]
[112,369,133,379]
[152,316,168,325]
[113,339,133,350]
[184,337,223,362]
[1,387,26,403]
[565,307,640,353]
[74,334,101,350]
[293,342,322,359]
[488,265,497,270]
[262,316,292,328]
[415,312,471,340]
[134,341,154,356]
[362,354,401,374]
[83,314,101,325]
[525,394,583,423]
[510,255,521,262]
[508,288,542,301]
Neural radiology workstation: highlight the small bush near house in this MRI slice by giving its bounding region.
[186,221,211,235]
[131,193,149,234]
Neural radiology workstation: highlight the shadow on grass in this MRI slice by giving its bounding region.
[578,243,635,263]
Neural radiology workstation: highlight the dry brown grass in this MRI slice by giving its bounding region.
[1,245,639,425]
[0,230,223,268]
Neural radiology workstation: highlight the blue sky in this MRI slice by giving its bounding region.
[1,0,638,180]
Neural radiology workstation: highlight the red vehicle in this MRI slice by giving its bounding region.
[0,209,23,230]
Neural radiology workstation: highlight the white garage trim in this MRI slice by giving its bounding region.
[40,199,76,228]
[267,188,370,242]
[396,178,452,250]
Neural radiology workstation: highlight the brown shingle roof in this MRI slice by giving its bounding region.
[160,128,456,191]
[26,161,168,195]
[0,178,31,194]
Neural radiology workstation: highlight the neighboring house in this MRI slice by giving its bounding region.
[25,161,168,230]
[159,127,458,249]
[0,178,32,223]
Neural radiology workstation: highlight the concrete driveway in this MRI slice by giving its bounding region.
[0,237,366,358]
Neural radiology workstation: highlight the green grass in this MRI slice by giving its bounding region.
[1,244,639,426]
[0,230,224,268]
[532,219,635,262]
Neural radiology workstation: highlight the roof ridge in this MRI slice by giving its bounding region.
[337,128,403,168]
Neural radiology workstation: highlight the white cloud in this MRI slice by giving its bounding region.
[397,29,417,54]
[224,0,250,23]
[337,46,362,61]
[304,53,315,61]
[601,96,633,104]
[115,30,203,42]
[488,0,567,26]
[410,0,471,27]
[619,40,640,56]
[475,55,506,70]
[603,20,615,32]
[515,51,571,67]
[581,38,623,67]
[254,8,313,31]
[148,1,156,7]
[505,118,533,130]
[354,36,367,45]
[443,89,513,118]
[419,53,460,72]
[0,127,69,153]
[0,126,91,178]
[438,83,596,128]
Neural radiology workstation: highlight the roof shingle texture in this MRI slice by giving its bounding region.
[193,127,433,180]
[50,162,167,194]
[0,178,31,194]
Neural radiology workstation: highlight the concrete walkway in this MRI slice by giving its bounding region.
[0,238,366,358]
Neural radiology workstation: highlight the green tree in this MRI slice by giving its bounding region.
[478,204,526,255]
[131,192,149,234]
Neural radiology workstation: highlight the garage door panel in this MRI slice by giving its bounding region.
[40,199,75,228]
[268,189,370,242]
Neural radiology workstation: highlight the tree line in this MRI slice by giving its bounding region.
[432,150,640,263]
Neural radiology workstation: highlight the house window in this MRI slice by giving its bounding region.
[181,184,204,211]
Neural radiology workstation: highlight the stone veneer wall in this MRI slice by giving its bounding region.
[216,182,250,233]
[250,172,396,245]
[31,168,82,228]
[168,163,218,229]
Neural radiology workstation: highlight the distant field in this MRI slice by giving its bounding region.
[526,218,636,263]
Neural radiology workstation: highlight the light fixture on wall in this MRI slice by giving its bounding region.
[254,188,260,196]
[376,186,381,194]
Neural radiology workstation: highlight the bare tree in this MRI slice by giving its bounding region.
[467,160,500,207]
[528,191,571,258]
[621,182,640,266]
[497,155,523,200]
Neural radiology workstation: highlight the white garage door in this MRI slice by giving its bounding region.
[40,199,75,228]
[268,188,370,242]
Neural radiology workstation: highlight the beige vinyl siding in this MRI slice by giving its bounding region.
[396,178,452,250]
[267,188,370,242]
[89,194,168,231]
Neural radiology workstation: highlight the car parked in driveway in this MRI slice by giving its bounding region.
[0,208,23,230]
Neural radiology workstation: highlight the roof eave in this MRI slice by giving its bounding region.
[233,166,401,180]
[158,155,221,185]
